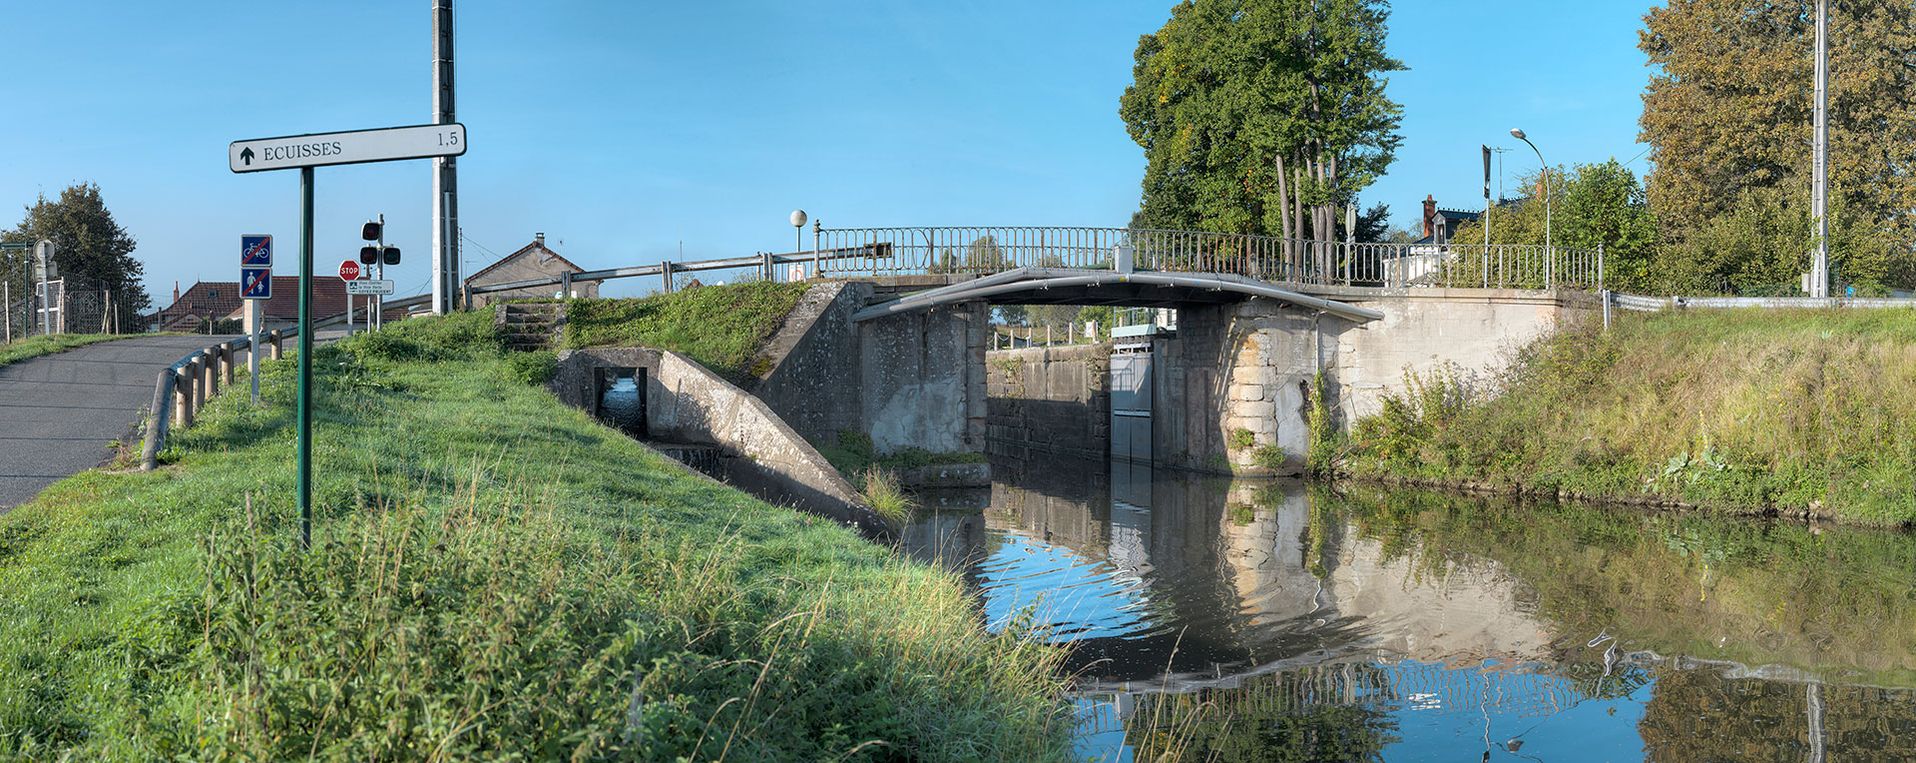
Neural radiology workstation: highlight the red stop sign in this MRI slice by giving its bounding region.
[338,260,361,281]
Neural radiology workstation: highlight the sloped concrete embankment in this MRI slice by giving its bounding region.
[550,346,891,538]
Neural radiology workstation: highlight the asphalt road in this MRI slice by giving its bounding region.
[0,335,235,511]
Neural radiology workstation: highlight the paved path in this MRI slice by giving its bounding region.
[0,335,235,511]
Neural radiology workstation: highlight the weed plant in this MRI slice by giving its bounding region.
[1345,309,1916,524]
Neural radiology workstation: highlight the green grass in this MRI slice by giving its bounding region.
[0,333,138,367]
[857,465,917,523]
[817,430,988,477]
[1343,308,1916,525]
[0,312,1072,760]
[561,281,811,382]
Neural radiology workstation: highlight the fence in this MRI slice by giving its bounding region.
[140,329,292,470]
[2,276,135,342]
[813,226,1605,290]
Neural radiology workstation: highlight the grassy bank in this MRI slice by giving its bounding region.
[1343,309,1916,525]
[0,312,1072,760]
[561,281,811,381]
[0,333,138,367]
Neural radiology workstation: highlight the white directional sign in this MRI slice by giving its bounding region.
[346,279,396,296]
[229,123,466,173]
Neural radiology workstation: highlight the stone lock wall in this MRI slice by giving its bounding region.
[984,343,1112,461]
[748,281,990,458]
[1165,288,1590,476]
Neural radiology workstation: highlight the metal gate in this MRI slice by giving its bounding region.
[1110,345,1152,463]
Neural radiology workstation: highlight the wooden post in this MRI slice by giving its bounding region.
[203,347,221,398]
[185,359,203,427]
[221,344,235,386]
[269,330,283,360]
[175,368,193,428]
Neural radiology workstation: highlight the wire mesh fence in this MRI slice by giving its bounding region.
[2,276,138,343]
[814,226,1606,291]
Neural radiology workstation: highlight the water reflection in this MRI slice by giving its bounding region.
[901,457,1916,761]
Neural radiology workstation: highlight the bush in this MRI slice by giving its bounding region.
[506,349,557,385]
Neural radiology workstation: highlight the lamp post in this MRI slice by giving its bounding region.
[789,210,808,279]
[1510,128,1553,287]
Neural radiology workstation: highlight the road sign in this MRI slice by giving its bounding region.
[242,267,273,299]
[242,234,273,266]
[229,123,467,173]
[339,260,361,281]
[346,279,395,296]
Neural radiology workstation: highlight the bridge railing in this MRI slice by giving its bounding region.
[816,226,1603,291]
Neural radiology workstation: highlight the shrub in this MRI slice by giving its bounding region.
[506,349,557,385]
[859,465,916,523]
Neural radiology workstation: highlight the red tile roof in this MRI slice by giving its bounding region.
[154,281,242,329]
[253,276,349,321]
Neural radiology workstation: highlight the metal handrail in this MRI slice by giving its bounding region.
[140,328,295,470]
[814,226,1605,291]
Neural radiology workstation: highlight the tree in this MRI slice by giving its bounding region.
[1448,161,1660,291]
[1120,0,1404,243]
[1639,1,1916,251]
[1,184,150,325]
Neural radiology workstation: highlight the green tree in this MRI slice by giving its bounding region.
[1120,0,1404,242]
[1639,1,1916,252]
[1449,161,1660,291]
[2,183,150,323]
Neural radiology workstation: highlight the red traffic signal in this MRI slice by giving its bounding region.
[361,221,383,241]
[359,246,379,264]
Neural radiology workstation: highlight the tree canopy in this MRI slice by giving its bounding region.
[2,183,150,317]
[1120,0,1404,242]
[1639,0,1916,290]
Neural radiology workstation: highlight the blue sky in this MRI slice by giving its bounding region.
[0,2,1656,303]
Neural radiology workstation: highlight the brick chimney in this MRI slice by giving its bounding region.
[173,280,180,306]
[535,232,545,246]
[1422,195,1437,239]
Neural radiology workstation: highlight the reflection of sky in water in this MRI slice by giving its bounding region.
[907,457,1916,760]
[1074,660,1652,763]
[976,532,1158,641]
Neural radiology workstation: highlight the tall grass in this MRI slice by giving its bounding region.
[0,311,1073,760]
[1345,308,1916,524]
[561,281,811,381]
[0,332,137,367]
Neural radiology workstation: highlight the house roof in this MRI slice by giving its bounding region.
[465,239,586,285]
[219,276,350,321]
[154,281,243,325]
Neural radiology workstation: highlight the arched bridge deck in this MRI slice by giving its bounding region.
[817,225,1603,323]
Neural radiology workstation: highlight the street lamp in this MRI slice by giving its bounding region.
[1510,127,1554,287]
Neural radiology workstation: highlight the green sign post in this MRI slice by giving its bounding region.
[230,123,467,548]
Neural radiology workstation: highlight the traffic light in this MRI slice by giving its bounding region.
[382,246,401,265]
[361,220,382,241]
[359,245,380,264]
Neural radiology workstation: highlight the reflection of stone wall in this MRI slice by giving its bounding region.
[985,344,1111,461]
[1324,532,1558,665]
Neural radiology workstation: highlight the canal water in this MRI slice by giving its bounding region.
[903,456,1916,761]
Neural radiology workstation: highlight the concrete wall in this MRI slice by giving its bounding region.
[1329,288,1592,421]
[985,344,1111,461]
[751,281,989,457]
[1166,288,1590,475]
[550,346,890,537]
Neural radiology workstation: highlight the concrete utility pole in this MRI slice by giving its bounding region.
[431,0,460,313]
[1809,0,1831,297]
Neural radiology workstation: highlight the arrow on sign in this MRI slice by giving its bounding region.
[240,147,255,166]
